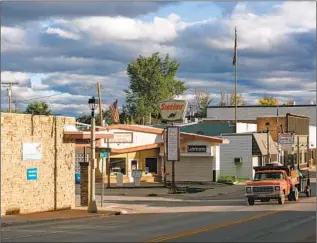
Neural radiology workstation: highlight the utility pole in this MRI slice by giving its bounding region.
[1,81,19,113]
[266,121,271,164]
[97,82,106,207]
[233,27,238,132]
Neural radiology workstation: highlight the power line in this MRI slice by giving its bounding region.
[16,93,64,102]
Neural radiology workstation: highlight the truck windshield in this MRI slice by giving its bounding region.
[254,172,284,180]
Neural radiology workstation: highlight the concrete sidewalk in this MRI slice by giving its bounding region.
[1,209,121,228]
[75,184,246,214]
[76,182,229,197]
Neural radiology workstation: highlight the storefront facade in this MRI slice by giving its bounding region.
[75,124,228,184]
[160,132,228,183]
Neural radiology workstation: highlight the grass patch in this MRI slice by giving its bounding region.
[217,176,250,184]
[217,176,236,184]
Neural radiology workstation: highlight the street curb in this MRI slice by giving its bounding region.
[1,211,121,228]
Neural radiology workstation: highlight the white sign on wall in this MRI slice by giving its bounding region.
[109,132,133,143]
[278,133,295,145]
[22,143,42,160]
[167,127,180,161]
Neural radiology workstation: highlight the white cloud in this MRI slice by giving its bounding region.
[1,2,316,116]
[58,14,189,44]
[45,27,81,40]
[1,71,31,86]
[1,26,27,52]
[206,1,316,51]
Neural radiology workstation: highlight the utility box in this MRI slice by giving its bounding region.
[116,172,123,187]
[132,169,142,186]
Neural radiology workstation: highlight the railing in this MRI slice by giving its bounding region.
[75,122,110,131]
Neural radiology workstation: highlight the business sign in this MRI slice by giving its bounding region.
[22,143,42,160]
[166,127,180,161]
[109,132,133,143]
[159,100,188,121]
[27,168,38,181]
[187,145,207,153]
[278,133,295,145]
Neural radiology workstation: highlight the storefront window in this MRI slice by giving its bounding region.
[145,158,158,174]
[110,158,126,175]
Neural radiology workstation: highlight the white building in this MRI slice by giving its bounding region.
[220,132,278,180]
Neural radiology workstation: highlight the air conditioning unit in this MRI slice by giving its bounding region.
[234,157,243,164]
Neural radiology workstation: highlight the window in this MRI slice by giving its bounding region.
[145,158,158,174]
[254,172,284,181]
[110,158,126,175]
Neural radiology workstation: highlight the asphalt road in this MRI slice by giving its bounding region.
[2,183,316,242]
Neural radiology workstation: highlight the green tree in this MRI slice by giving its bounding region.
[25,102,52,115]
[77,110,118,125]
[258,96,279,106]
[125,52,187,124]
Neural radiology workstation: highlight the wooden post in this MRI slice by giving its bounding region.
[80,162,89,206]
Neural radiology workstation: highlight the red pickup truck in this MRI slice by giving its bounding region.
[244,164,309,205]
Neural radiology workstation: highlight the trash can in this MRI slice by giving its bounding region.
[75,173,81,184]
[116,172,123,186]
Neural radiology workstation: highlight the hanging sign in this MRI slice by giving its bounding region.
[167,126,180,161]
[159,100,188,121]
[278,133,295,144]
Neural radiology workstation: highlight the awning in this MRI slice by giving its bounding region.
[64,124,114,140]
[253,133,278,156]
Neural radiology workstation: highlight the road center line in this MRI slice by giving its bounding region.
[145,211,280,242]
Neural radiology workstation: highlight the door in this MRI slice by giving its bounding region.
[166,157,213,182]
[128,159,138,182]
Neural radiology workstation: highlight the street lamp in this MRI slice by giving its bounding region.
[88,96,98,213]
[266,121,270,164]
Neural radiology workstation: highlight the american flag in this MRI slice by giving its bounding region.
[232,26,237,66]
[109,100,120,124]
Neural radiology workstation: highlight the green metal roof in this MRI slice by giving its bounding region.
[180,123,234,136]
[152,123,234,136]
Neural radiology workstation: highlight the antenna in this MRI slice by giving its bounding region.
[1,81,19,113]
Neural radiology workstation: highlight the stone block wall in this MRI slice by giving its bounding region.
[1,113,76,215]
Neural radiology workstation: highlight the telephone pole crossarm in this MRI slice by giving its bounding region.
[1,81,19,113]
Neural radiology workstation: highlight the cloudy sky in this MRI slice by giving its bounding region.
[1,1,316,117]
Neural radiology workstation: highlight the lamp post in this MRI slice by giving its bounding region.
[266,121,270,164]
[88,97,98,213]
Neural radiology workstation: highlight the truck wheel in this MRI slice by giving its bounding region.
[278,194,285,205]
[248,198,255,205]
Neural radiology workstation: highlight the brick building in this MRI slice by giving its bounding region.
[1,113,76,215]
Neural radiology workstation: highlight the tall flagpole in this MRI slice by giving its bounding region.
[233,26,238,132]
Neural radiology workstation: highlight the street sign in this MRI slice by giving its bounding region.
[159,100,188,121]
[100,152,108,158]
[166,126,180,161]
[27,168,38,181]
[100,148,111,153]
[278,133,295,144]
